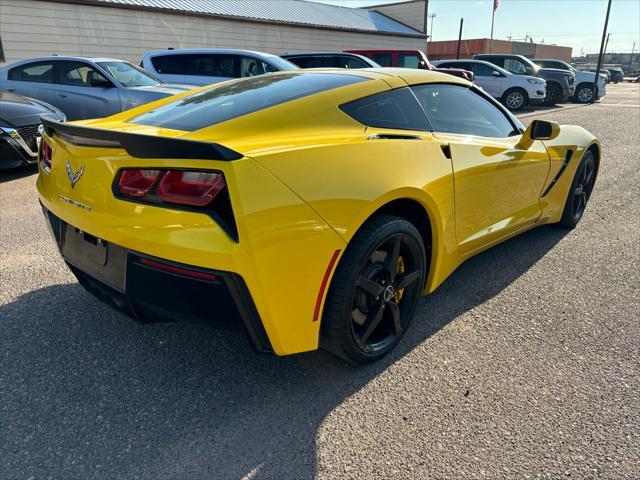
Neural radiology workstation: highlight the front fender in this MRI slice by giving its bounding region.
[540,125,600,223]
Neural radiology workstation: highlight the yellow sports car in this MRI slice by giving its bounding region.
[37,69,599,363]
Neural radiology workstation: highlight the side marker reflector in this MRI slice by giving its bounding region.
[313,249,341,322]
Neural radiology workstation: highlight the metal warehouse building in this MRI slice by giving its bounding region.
[0,0,426,66]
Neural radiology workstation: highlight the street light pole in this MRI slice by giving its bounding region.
[429,13,436,43]
[594,0,612,103]
[424,0,430,54]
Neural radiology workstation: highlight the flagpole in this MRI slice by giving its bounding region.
[490,2,495,53]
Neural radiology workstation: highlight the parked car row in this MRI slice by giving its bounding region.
[532,58,606,103]
[0,48,608,170]
[433,59,546,110]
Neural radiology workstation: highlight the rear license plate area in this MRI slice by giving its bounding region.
[61,225,127,291]
[63,227,107,266]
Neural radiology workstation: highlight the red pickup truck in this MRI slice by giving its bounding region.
[346,49,474,82]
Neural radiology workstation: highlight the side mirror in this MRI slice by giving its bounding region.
[530,120,560,140]
[516,120,560,149]
[90,77,112,88]
[491,71,502,77]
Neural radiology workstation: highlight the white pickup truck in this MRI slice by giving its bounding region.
[534,59,607,103]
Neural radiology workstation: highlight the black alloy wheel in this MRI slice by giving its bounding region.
[558,151,597,228]
[321,215,426,363]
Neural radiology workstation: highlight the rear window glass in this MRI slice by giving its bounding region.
[131,72,367,131]
[398,54,421,69]
[339,87,431,131]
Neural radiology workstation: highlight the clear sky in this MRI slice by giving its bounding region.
[315,0,640,55]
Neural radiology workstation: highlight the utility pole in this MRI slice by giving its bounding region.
[456,18,464,59]
[594,0,612,102]
[424,0,430,54]
[604,32,611,57]
[429,13,436,43]
[628,41,636,72]
[489,4,496,53]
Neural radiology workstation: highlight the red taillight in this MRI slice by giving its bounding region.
[118,169,161,197]
[40,141,52,172]
[116,169,225,207]
[114,168,236,239]
[156,170,225,207]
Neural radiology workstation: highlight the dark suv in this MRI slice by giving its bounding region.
[281,52,379,69]
[475,54,575,105]
[607,67,624,83]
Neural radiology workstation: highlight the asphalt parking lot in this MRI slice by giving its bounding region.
[1,83,639,479]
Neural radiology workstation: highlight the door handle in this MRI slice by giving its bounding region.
[58,94,68,98]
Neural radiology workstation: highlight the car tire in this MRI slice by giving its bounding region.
[502,87,528,111]
[557,150,597,228]
[574,83,594,103]
[544,82,563,105]
[320,214,427,364]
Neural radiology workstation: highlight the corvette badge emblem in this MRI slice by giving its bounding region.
[65,160,84,188]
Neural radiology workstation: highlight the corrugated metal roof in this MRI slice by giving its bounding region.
[70,0,424,36]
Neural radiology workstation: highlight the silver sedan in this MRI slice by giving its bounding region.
[0,56,195,120]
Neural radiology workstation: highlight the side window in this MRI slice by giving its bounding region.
[411,84,517,138]
[151,55,188,74]
[57,61,109,86]
[372,53,392,67]
[485,57,505,68]
[343,56,369,69]
[325,56,368,69]
[503,58,527,74]
[8,66,22,81]
[286,56,321,69]
[473,63,498,76]
[449,62,471,71]
[16,62,54,83]
[398,54,421,69]
[151,54,241,77]
[339,87,431,131]
[239,57,277,77]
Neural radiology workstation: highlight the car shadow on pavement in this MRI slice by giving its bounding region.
[0,225,568,479]
[0,164,37,184]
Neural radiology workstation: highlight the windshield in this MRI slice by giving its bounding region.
[97,62,164,87]
[261,54,299,71]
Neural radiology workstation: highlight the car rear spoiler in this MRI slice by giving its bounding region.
[41,118,242,161]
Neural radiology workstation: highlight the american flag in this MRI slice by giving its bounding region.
[494,0,500,12]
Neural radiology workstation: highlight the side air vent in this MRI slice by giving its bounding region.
[542,149,574,197]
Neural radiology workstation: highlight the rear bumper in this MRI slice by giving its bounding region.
[43,206,272,353]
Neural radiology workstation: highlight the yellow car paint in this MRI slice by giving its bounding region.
[37,69,600,356]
